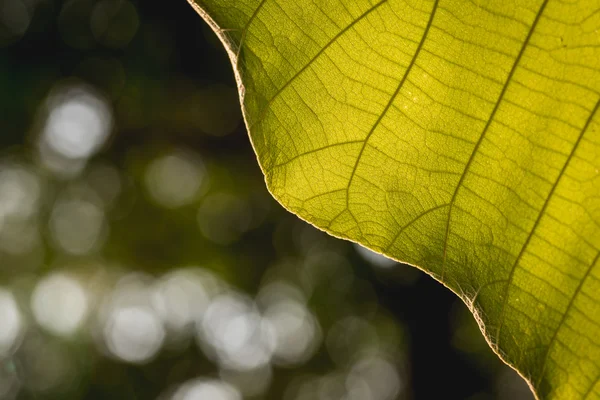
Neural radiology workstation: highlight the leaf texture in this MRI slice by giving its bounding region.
[187,0,600,398]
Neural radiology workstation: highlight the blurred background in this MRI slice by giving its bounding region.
[0,0,534,399]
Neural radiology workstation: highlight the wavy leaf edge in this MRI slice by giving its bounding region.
[187,2,600,399]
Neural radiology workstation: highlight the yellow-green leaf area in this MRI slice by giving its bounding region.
[187,0,600,398]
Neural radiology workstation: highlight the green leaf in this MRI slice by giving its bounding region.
[187,0,600,398]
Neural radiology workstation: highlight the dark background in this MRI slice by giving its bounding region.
[0,0,533,399]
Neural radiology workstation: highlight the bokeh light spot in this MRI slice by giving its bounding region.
[145,150,207,209]
[104,306,165,364]
[0,164,41,221]
[346,357,402,400]
[40,85,112,164]
[151,269,212,335]
[49,198,106,255]
[172,379,241,400]
[354,244,397,269]
[198,294,274,370]
[31,273,88,337]
[263,300,321,366]
[0,289,22,355]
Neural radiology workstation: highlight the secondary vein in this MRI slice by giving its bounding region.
[440,0,551,281]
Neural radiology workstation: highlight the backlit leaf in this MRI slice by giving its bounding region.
[187,1,600,398]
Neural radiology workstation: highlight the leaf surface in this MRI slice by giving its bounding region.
[188,0,600,398]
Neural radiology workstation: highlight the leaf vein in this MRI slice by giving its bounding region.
[535,251,600,387]
[441,0,551,281]
[345,0,442,208]
[248,0,389,130]
[495,97,600,349]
